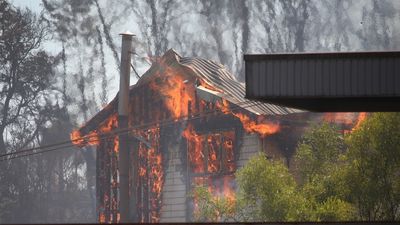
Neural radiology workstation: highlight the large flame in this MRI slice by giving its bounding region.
[216,99,280,138]
[232,113,280,138]
[76,61,291,222]
[70,115,118,147]
[71,115,120,224]
[183,124,205,173]
[184,125,237,219]
[135,128,164,223]
[149,66,195,120]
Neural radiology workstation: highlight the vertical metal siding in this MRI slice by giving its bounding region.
[245,52,400,99]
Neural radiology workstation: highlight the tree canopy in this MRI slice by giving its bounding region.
[0,0,56,154]
[194,113,400,222]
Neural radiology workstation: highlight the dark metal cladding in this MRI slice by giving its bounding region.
[244,51,400,112]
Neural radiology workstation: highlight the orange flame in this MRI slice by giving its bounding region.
[70,115,118,147]
[216,99,280,138]
[207,135,220,173]
[185,127,237,218]
[233,112,280,138]
[323,112,368,133]
[352,112,367,132]
[223,133,235,172]
[183,124,205,173]
[135,128,164,223]
[113,136,119,153]
[99,212,106,223]
[70,130,85,147]
[222,176,236,202]
[149,68,195,120]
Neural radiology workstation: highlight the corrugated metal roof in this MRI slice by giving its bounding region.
[177,51,301,115]
[244,51,400,111]
[79,49,301,134]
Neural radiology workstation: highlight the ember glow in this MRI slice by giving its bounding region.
[70,130,84,147]
[113,136,119,153]
[135,128,164,223]
[99,212,106,223]
[323,112,368,133]
[352,112,367,131]
[183,123,237,215]
[324,112,355,125]
[207,135,220,173]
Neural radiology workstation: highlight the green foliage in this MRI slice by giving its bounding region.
[193,114,400,222]
[294,123,355,221]
[315,197,356,221]
[345,112,400,220]
[236,153,310,222]
[295,122,344,183]
[191,185,236,222]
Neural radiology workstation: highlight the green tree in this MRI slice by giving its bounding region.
[345,112,400,220]
[0,0,56,154]
[191,185,236,222]
[295,122,344,183]
[236,153,311,221]
[294,122,355,221]
[192,153,311,222]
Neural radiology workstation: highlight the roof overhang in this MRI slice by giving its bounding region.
[244,51,400,112]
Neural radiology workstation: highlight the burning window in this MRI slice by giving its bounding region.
[134,128,163,223]
[183,124,236,219]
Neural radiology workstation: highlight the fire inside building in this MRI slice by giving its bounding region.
[70,48,367,223]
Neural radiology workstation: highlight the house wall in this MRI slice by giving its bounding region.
[237,133,262,169]
[159,132,263,222]
[159,144,186,222]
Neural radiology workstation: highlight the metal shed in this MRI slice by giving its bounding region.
[244,51,400,111]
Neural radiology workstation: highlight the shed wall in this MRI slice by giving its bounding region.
[245,52,400,99]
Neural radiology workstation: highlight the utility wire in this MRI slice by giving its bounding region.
[0,97,313,162]
[1,98,314,162]
[0,101,264,162]
[1,99,261,157]
[131,63,141,79]
[0,100,269,162]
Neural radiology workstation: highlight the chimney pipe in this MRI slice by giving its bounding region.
[118,31,135,223]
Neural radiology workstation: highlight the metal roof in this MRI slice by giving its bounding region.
[244,51,400,111]
[177,51,301,115]
[79,49,301,134]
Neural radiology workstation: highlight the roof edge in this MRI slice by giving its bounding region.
[244,50,400,61]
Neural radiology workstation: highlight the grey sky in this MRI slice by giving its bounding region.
[11,0,41,11]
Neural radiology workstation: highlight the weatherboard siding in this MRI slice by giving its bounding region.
[159,144,186,222]
[237,133,262,168]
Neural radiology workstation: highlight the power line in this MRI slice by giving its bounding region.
[1,98,313,162]
[0,97,313,162]
[0,100,264,161]
[0,100,267,162]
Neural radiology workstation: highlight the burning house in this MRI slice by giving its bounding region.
[70,49,366,223]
